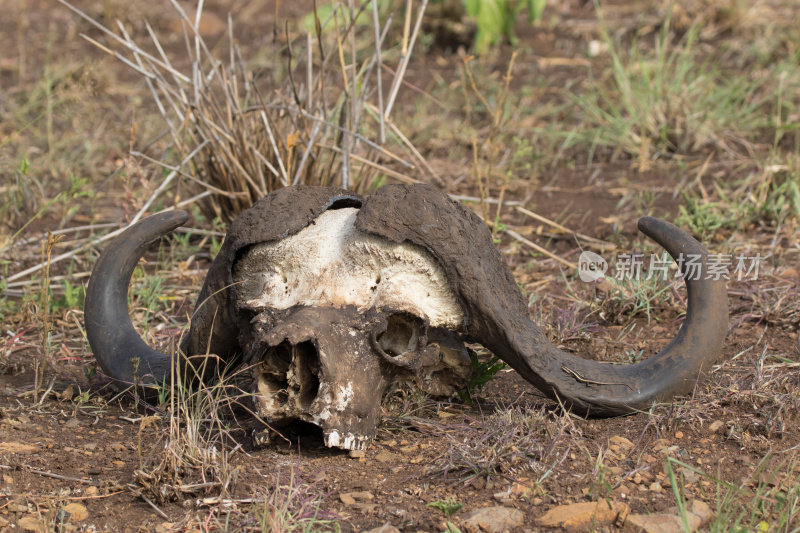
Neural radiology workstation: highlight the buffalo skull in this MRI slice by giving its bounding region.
[84,184,727,450]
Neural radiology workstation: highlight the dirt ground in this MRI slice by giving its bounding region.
[1,0,799,532]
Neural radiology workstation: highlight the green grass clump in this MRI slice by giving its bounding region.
[576,18,772,163]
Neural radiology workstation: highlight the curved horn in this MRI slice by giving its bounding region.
[84,211,189,385]
[355,184,728,416]
[505,216,729,415]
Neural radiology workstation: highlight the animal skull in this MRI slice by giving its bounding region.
[84,184,728,450]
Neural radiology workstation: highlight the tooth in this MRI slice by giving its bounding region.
[325,430,340,448]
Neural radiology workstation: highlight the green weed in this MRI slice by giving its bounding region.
[676,193,736,241]
[596,260,678,324]
[576,12,771,164]
[462,0,546,53]
[456,350,507,403]
[427,496,464,517]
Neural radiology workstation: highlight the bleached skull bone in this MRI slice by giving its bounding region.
[233,208,472,450]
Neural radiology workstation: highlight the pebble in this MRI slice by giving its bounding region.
[464,506,524,533]
[0,442,39,455]
[340,491,374,505]
[364,524,400,533]
[17,516,45,533]
[536,501,630,530]
[374,450,397,463]
[610,435,634,450]
[624,499,713,533]
[64,503,89,521]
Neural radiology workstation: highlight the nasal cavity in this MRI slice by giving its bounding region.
[261,341,320,409]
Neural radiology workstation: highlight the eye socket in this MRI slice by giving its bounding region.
[377,313,422,357]
[372,312,435,372]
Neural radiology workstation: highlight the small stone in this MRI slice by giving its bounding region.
[0,442,39,455]
[349,449,365,458]
[3,474,13,484]
[689,499,714,525]
[649,481,662,492]
[339,493,356,505]
[536,501,630,530]
[624,511,701,533]
[154,523,175,533]
[511,477,535,497]
[675,431,684,439]
[708,420,724,433]
[64,418,81,428]
[364,523,400,533]
[17,516,45,532]
[464,506,524,533]
[85,486,99,496]
[345,491,374,502]
[680,468,699,484]
[375,450,397,463]
[112,460,125,466]
[63,503,88,521]
[610,436,634,450]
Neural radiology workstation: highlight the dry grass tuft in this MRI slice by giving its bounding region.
[427,403,573,482]
[59,0,433,224]
[131,356,248,505]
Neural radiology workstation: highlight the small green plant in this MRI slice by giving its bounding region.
[54,278,86,311]
[0,277,17,322]
[428,496,464,533]
[457,350,507,403]
[427,496,464,517]
[588,450,614,500]
[675,191,738,241]
[462,0,546,53]
[621,348,643,364]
